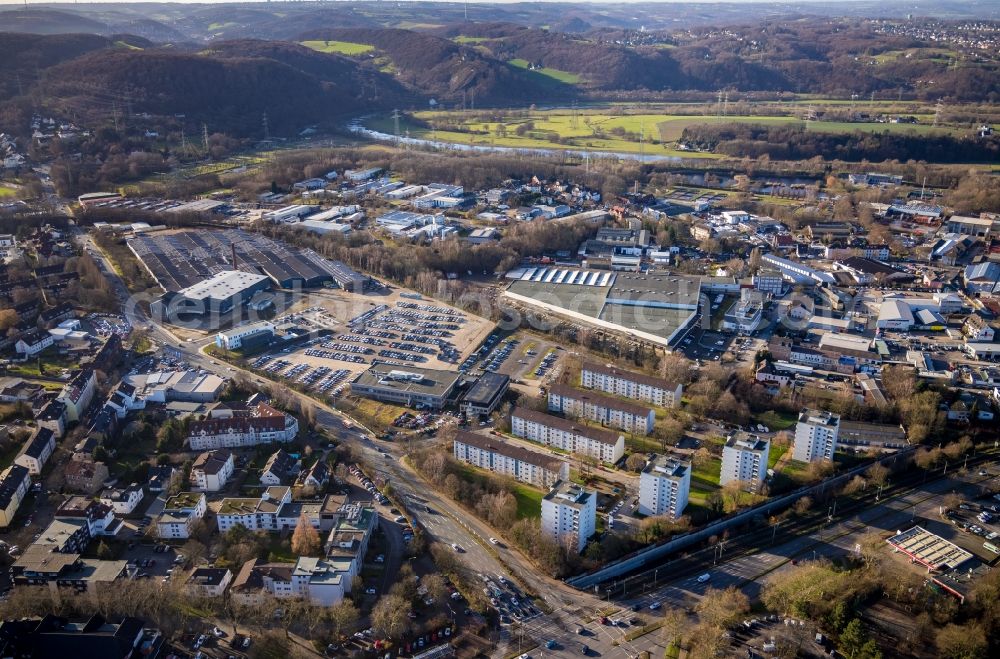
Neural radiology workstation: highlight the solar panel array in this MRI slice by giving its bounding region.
[129,229,360,291]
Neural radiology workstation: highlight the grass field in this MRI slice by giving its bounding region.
[656,115,960,141]
[370,112,718,159]
[452,36,493,44]
[872,47,959,65]
[301,40,375,55]
[768,444,788,470]
[453,462,543,519]
[752,410,799,432]
[0,184,16,198]
[508,58,582,85]
[512,483,544,519]
[369,103,964,159]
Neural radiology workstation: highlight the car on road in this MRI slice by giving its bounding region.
[365,587,377,595]
[697,573,711,583]
[451,543,463,552]
[649,602,662,610]
[489,537,499,544]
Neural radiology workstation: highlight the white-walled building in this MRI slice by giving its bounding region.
[14,428,56,476]
[720,434,770,492]
[541,480,596,554]
[510,407,625,463]
[215,487,292,532]
[638,454,691,519]
[186,567,234,598]
[56,369,96,423]
[187,401,298,450]
[191,449,235,492]
[156,492,207,539]
[793,409,840,462]
[580,362,683,408]
[453,430,569,488]
[547,384,656,435]
[99,484,144,515]
[215,321,275,350]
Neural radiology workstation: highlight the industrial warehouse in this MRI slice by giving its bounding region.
[128,229,369,292]
[502,268,702,347]
[131,229,370,324]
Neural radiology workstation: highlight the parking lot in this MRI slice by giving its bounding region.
[462,332,566,386]
[245,292,494,395]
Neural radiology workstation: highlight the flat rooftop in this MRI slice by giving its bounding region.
[798,409,840,426]
[642,454,690,479]
[352,363,461,398]
[886,526,973,571]
[463,372,510,406]
[726,433,769,452]
[606,272,701,308]
[177,270,268,302]
[506,278,611,319]
[544,480,593,509]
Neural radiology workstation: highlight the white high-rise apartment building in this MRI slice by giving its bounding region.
[638,454,691,518]
[793,409,840,462]
[721,434,770,491]
[541,480,596,553]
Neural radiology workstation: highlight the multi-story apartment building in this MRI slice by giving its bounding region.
[187,401,298,450]
[580,362,683,408]
[191,449,235,492]
[793,409,840,462]
[720,434,770,492]
[56,369,96,422]
[541,480,596,553]
[215,487,292,533]
[229,500,377,607]
[98,484,144,515]
[14,428,55,476]
[638,454,692,519]
[453,430,569,488]
[510,407,625,463]
[0,464,31,528]
[156,492,207,539]
[547,384,655,435]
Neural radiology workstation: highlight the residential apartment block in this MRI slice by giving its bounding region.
[56,369,96,422]
[720,434,770,492]
[229,499,377,607]
[14,428,55,476]
[191,449,235,492]
[452,430,569,488]
[187,400,298,450]
[541,480,596,553]
[156,492,207,539]
[638,454,691,519]
[547,384,655,435]
[793,409,840,462]
[99,484,144,515]
[0,464,31,528]
[580,362,683,408]
[510,407,625,463]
